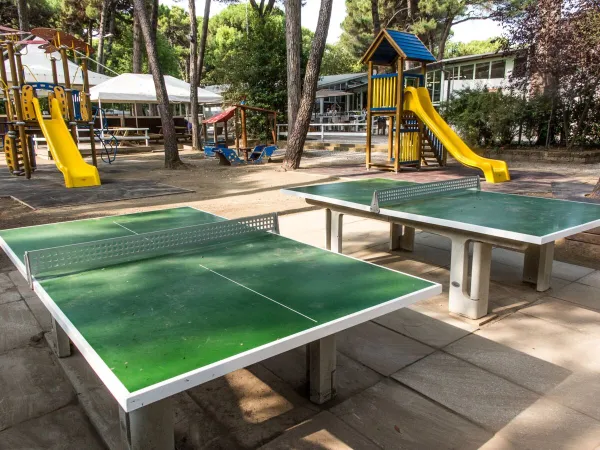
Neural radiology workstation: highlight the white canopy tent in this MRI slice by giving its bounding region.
[90,73,223,104]
[90,73,223,129]
[2,44,111,86]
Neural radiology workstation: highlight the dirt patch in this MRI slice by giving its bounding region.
[0,150,333,230]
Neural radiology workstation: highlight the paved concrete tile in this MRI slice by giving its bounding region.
[495,397,600,450]
[551,282,600,311]
[336,322,434,376]
[374,307,471,348]
[174,392,242,450]
[477,435,521,450]
[405,244,451,267]
[0,405,105,450]
[392,351,539,432]
[55,345,104,394]
[491,247,526,268]
[445,334,571,395]
[0,273,16,297]
[0,288,21,305]
[551,260,595,282]
[578,270,600,289]
[331,378,493,449]
[545,372,600,421]
[475,313,600,373]
[7,270,36,299]
[186,364,319,448]
[521,297,600,337]
[77,385,122,450]
[0,346,75,431]
[23,294,52,331]
[258,411,379,450]
[414,231,451,251]
[0,251,14,273]
[260,346,383,406]
[488,276,571,307]
[0,300,41,353]
[366,253,442,277]
[409,302,479,333]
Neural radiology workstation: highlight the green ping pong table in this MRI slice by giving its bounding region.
[0,207,440,450]
[282,177,600,320]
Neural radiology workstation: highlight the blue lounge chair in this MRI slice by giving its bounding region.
[247,144,266,161]
[248,145,278,164]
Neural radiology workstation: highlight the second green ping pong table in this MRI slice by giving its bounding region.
[0,207,440,450]
[282,177,600,320]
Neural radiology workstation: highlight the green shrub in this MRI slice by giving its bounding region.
[443,86,600,148]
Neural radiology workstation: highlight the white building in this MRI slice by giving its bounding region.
[420,50,520,105]
[316,50,521,110]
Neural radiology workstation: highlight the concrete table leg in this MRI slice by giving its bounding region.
[469,242,492,318]
[325,209,343,253]
[449,238,491,319]
[523,243,554,292]
[119,398,174,450]
[51,318,71,358]
[389,224,415,252]
[306,335,337,404]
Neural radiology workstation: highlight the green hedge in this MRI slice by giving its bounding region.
[442,86,600,148]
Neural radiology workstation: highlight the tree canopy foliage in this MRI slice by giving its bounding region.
[340,0,496,61]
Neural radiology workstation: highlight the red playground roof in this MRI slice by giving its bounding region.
[203,107,236,124]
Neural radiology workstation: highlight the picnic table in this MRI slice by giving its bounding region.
[107,127,150,146]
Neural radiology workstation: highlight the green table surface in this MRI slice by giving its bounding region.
[0,207,436,394]
[285,179,600,240]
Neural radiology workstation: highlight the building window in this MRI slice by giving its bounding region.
[475,62,490,79]
[448,66,459,80]
[490,60,506,78]
[426,70,442,102]
[460,64,474,80]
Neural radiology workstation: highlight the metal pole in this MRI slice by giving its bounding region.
[80,55,97,166]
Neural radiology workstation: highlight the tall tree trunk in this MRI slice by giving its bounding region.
[103,8,116,67]
[437,18,453,60]
[285,0,301,132]
[16,0,29,31]
[196,0,211,82]
[188,0,200,150]
[96,0,111,74]
[192,0,211,150]
[147,0,159,117]
[282,0,333,170]
[407,0,415,20]
[132,0,183,168]
[371,0,380,36]
[132,4,144,116]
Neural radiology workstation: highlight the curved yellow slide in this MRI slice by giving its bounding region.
[32,98,101,188]
[403,87,510,183]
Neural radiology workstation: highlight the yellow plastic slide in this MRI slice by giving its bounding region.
[403,87,510,183]
[32,98,101,188]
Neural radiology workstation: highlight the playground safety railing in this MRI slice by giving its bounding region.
[423,123,445,163]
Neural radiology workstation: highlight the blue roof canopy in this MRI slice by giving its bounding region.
[361,29,436,65]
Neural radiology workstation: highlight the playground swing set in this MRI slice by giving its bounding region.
[361,29,510,183]
[1,26,101,187]
[202,104,278,165]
